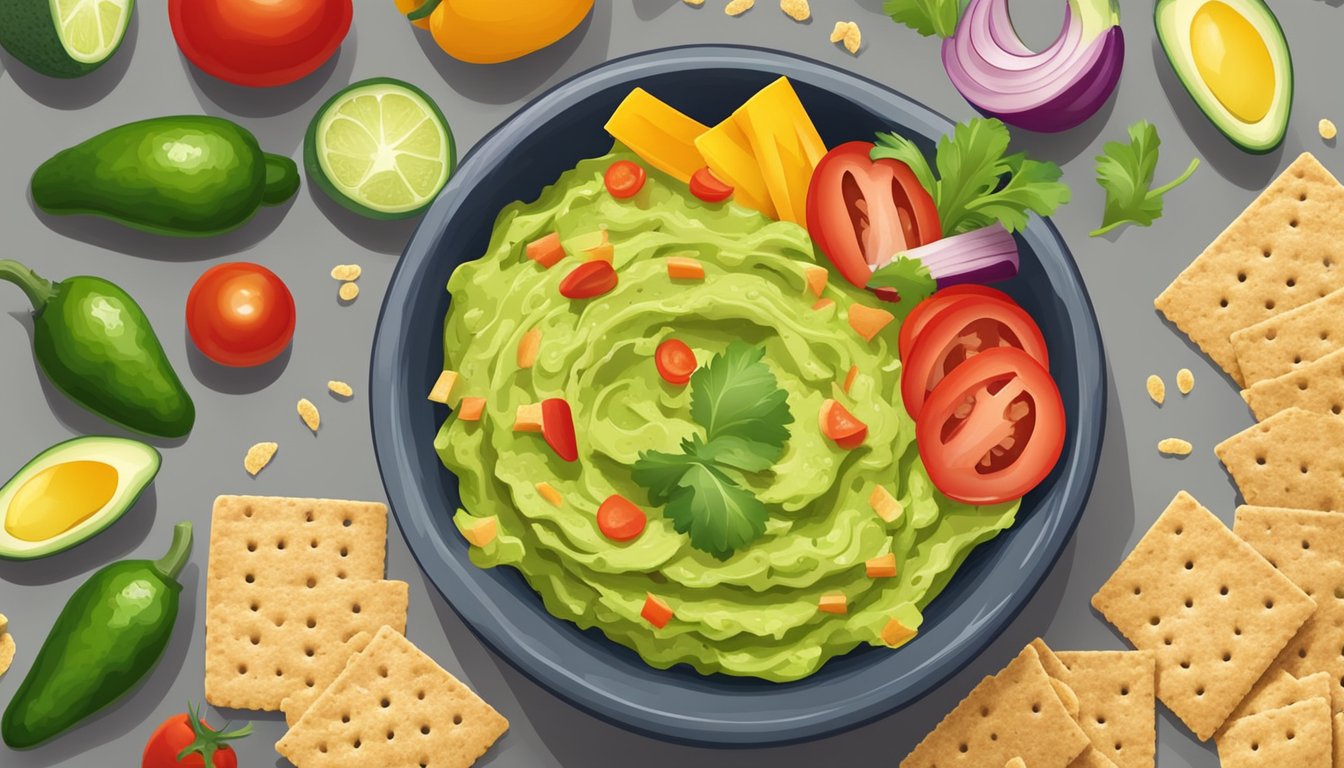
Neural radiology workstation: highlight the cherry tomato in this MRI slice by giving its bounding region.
[819,399,868,449]
[689,167,733,202]
[901,294,1049,420]
[898,285,1018,363]
[169,0,352,88]
[186,262,296,367]
[604,160,646,199]
[597,494,647,541]
[655,339,697,385]
[916,347,1065,505]
[559,260,618,299]
[805,141,942,288]
[142,704,251,768]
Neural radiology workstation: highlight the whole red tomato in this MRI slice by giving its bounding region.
[169,0,353,88]
[187,262,296,367]
[143,705,251,768]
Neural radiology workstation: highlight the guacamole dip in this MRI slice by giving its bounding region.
[436,148,1019,682]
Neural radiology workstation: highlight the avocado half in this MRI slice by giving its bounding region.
[1155,0,1292,154]
[0,436,159,560]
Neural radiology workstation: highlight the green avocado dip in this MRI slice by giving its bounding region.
[435,147,1019,682]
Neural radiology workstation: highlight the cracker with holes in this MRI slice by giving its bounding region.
[1241,346,1344,421]
[1216,697,1332,767]
[1154,153,1344,385]
[1234,505,1344,712]
[276,626,509,768]
[1029,639,1155,768]
[282,630,375,726]
[1215,408,1344,510]
[205,581,407,711]
[1218,670,1331,739]
[900,644,1091,768]
[1091,491,1314,741]
[1231,286,1344,385]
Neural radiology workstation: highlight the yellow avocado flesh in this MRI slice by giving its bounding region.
[4,461,119,542]
[1190,1,1276,123]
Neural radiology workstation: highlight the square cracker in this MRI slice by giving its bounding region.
[1242,346,1344,421]
[1231,286,1344,385]
[1217,670,1332,742]
[1216,697,1333,768]
[282,631,375,726]
[277,626,509,768]
[1215,408,1344,510]
[1028,640,1150,768]
[1335,712,1344,767]
[901,644,1091,768]
[1155,153,1344,384]
[1235,505,1344,712]
[1090,491,1315,740]
[205,581,408,711]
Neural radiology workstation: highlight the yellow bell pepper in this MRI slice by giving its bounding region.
[396,0,593,64]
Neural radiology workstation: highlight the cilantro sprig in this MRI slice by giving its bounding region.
[884,0,967,38]
[1091,121,1199,237]
[631,342,793,560]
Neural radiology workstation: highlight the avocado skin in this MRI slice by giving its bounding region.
[0,0,99,79]
[34,276,195,438]
[31,116,282,237]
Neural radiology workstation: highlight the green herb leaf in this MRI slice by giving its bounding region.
[631,446,695,506]
[884,0,963,38]
[689,435,778,474]
[690,341,793,448]
[1091,120,1200,238]
[872,117,1070,235]
[663,463,769,561]
[866,255,937,305]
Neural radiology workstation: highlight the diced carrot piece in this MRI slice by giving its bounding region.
[843,364,859,394]
[526,232,566,268]
[866,553,898,578]
[667,256,705,280]
[585,231,613,263]
[517,327,542,369]
[848,304,895,342]
[536,482,563,507]
[457,397,486,421]
[514,403,544,432]
[803,265,828,297]
[812,298,834,311]
[869,486,904,523]
[427,370,460,405]
[462,516,498,548]
[642,593,674,628]
[818,592,848,614]
[882,618,918,647]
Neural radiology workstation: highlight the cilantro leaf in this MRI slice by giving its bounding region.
[631,446,694,505]
[884,0,963,38]
[866,255,936,305]
[690,341,793,447]
[689,435,779,474]
[663,463,769,561]
[1091,120,1200,238]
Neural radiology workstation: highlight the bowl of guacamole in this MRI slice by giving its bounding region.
[371,46,1105,745]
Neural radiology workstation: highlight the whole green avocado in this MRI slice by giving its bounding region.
[31,116,301,237]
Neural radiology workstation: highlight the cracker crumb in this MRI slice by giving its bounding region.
[338,282,359,302]
[1176,367,1194,395]
[831,21,862,54]
[328,380,353,398]
[725,0,754,16]
[244,442,278,476]
[780,0,809,21]
[1158,438,1193,456]
[297,398,320,432]
[0,613,12,677]
[683,0,704,5]
[330,264,362,282]
[1320,119,1337,142]
[1146,374,1166,405]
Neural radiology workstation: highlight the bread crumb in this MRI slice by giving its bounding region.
[338,282,359,302]
[330,264,362,281]
[780,0,809,21]
[831,21,861,54]
[1146,374,1166,405]
[1176,367,1194,395]
[725,0,754,16]
[297,398,320,432]
[1158,438,1193,456]
[1320,119,1337,142]
[244,442,278,476]
[0,614,13,677]
[328,380,354,398]
[682,0,704,5]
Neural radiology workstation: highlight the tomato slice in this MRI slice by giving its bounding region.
[559,260,618,299]
[819,399,868,449]
[898,285,1018,363]
[916,347,1065,505]
[540,398,578,462]
[597,494,647,541]
[689,167,733,202]
[655,339,697,385]
[604,160,646,199]
[901,295,1049,420]
[805,141,941,288]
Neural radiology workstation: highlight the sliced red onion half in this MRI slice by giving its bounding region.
[942,0,1124,133]
[872,224,1019,288]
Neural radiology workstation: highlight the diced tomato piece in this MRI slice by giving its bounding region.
[882,618,917,647]
[818,592,848,614]
[535,482,563,507]
[689,166,733,203]
[541,398,578,462]
[605,160,646,199]
[517,327,542,368]
[848,304,895,342]
[844,364,859,394]
[666,256,705,280]
[803,265,828,297]
[642,593,674,628]
[526,232,566,268]
[819,399,867,449]
[871,286,902,303]
[560,260,618,299]
[655,339,697,386]
[457,397,486,421]
[597,494,647,542]
[462,517,497,548]
[866,553,898,578]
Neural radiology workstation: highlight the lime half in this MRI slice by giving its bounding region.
[0,0,134,78]
[305,78,456,220]
[54,0,133,64]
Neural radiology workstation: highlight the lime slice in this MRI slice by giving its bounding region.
[305,78,456,220]
[53,0,133,64]
[0,0,133,78]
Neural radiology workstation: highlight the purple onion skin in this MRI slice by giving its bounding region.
[935,260,1020,288]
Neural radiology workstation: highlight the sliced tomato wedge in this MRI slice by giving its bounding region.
[805,142,941,288]
[916,347,1065,505]
[655,339,697,385]
[597,494,647,541]
[689,167,733,203]
[898,285,1018,363]
[559,260,618,299]
[819,398,868,449]
[604,160,646,199]
[901,294,1049,420]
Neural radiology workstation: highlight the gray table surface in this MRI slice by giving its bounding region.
[0,1,1336,766]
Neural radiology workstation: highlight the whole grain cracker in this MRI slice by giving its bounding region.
[339,282,359,302]
[1230,286,1344,385]
[330,264,362,282]
[328,380,354,398]
[1029,639,1156,768]
[1234,505,1344,712]
[1241,345,1344,421]
[1216,697,1332,768]
[1215,408,1344,510]
[725,0,753,15]
[1146,375,1166,405]
[1176,368,1194,395]
[1218,670,1332,737]
[298,398,321,432]
[780,0,809,21]
[901,644,1091,768]
[205,580,407,711]
[1335,712,1344,766]
[244,442,278,476]
[276,626,509,768]
[282,630,375,725]
[0,614,13,677]
[1090,491,1315,741]
[1154,153,1344,384]
[1158,438,1192,456]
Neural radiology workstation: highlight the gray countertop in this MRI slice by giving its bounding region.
[1,1,1337,766]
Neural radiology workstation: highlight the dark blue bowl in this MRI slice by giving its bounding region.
[370,45,1105,747]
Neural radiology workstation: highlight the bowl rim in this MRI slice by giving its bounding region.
[370,43,1107,747]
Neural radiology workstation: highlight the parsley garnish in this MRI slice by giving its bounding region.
[884,0,965,38]
[1091,120,1199,237]
[630,342,793,560]
[871,117,1071,236]
[865,255,936,306]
